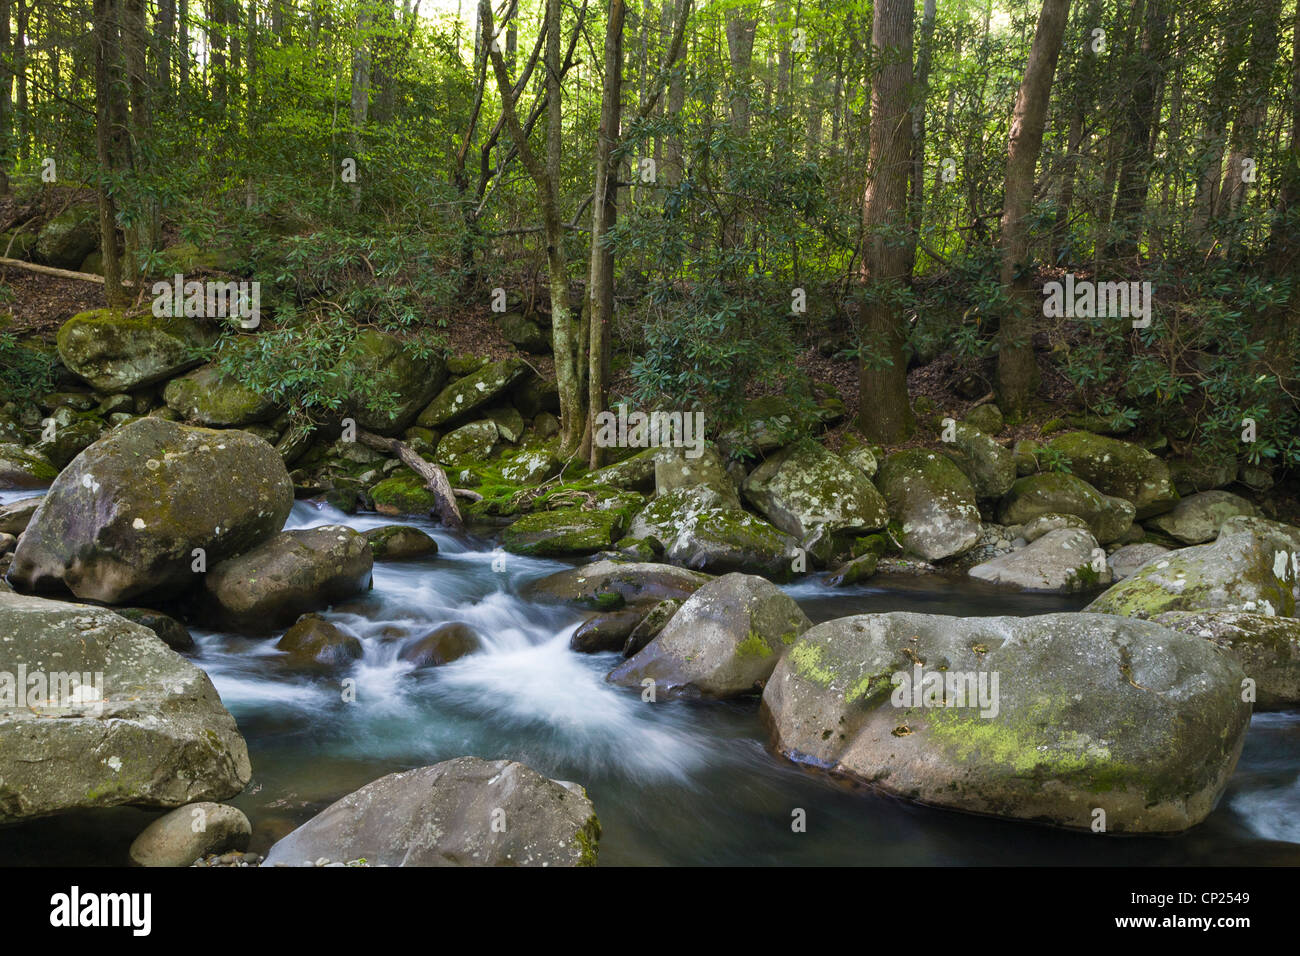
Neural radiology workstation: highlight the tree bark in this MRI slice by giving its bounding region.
[907,0,937,273]
[996,0,1071,417]
[93,0,131,306]
[356,429,464,530]
[857,0,915,445]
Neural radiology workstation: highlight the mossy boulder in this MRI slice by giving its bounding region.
[627,486,727,546]
[1086,516,1300,619]
[29,415,105,470]
[494,311,550,353]
[7,419,293,603]
[590,447,658,492]
[163,362,279,427]
[1012,439,1042,476]
[961,403,1003,435]
[204,525,374,632]
[719,395,838,456]
[417,358,526,428]
[57,309,215,392]
[344,330,448,435]
[0,591,251,822]
[35,208,99,269]
[436,420,498,469]
[1019,512,1091,542]
[942,422,1017,499]
[654,444,742,509]
[875,449,980,561]
[277,614,364,667]
[512,374,561,418]
[968,527,1111,593]
[363,524,437,560]
[761,611,1251,833]
[741,439,889,564]
[398,622,481,667]
[1153,610,1300,710]
[1167,452,1239,496]
[501,508,623,557]
[608,573,811,698]
[666,508,801,579]
[1145,490,1256,545]
[1046,431,1178,518]
[483,405,525,443]
[0,443,58,488]
[998,472,1135,545]
[498,442,562,484]
[525,559,710,608]
[369,472,438,516]
[839,438,879,480]
[263,756,600,867]
[825,551,879,586]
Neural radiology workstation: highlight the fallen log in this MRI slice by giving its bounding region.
[0,256,133,286]
[356,427,465,531]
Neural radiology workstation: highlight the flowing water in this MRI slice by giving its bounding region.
[4,491,1300,865]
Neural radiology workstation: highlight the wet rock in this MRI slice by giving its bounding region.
[398,622,481,666]
[277,614,364,666]
[525,559,710,608]
[130,803,252,867]
[363,524,437,560]
[115,607,195,651]
[622,598,682,656]
[570,609,645,653]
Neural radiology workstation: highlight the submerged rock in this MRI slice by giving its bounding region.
[7,419,293,604]
[398,622,481,667]
[608,573,811,698]
[762,611,1251,833]
[204,525,373,631]
[263,756,600,866]
[0,592,251,822]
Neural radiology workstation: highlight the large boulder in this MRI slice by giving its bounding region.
[501,508,623,557]
[942,422,1017,499]
[436,420,498,469]
[1086,516,1300,619]
[1046,431,1178,518]
[1154,610,1300,710]
[129,803,252,867]
[762,611,1251,833]
[7,419,293,604]
[204,526,373,631]
[1145,490,1257,545]
[665,508,801,578]
[608,573,811,698]
[968,527,1111,593]
[654,444,742,509]
[998,472,1135,544]
[525,559,710,609]
[34,208,99,269]
[277,614,364,667]
[56,309,214,392]
[362,525,437,560]
[345,330,448,435]
[741,438,889,562]
[627,486,727,544]
[875,449,980,561]
[263,757,600,867]
[0,592,251,822]
[163,362,279,427]
[417,359,527,428]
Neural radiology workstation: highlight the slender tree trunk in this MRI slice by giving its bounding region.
[93,0,131,305]
[15,0,26,158]
[907,0,937,272]
[350,1,373,213]
[996,0,1071,416]
[725,6,756,137]
[0,0,11,195]
[857,0,915,445]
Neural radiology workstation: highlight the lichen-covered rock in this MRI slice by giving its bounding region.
[499,443,561,485]
[363,524,437,560]
[262,756,600,866]
[998,472,1135,545]
[654,444,742,509]
[129,802,252,867]
[525,559,710,609]
[29,416,105,470]
[589,448,658,492]
[1153,610,1300,710]
[1020,512,1091,542]
[968,528,1110,592]
[626,486,725,546]
[436,420,498,469]
[839,438,879,480]
[204,526,373,631]
[666,508,801,579]
[1086,516,1300,619]
[741,439,889,563]
[1012,439,1042,476]
[417,359,526,428]
[398,622,481,667]
[501,508,623,557]
[1046,431,1178,518]
[164,363,279,427]
[344,330,447,435]
[483,405,525,444]
[608,573,811,698]
[762,611,1251,833]
[7,419,293,604]
[1145,490,1256,545]
[942,422,1016,499]
[875,449,980,561]
[56,309,214,392]
[1106,543,1169,581]
[0,443,57,489]
[0,591,251,822]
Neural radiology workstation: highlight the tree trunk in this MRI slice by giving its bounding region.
[0,0,10,195]
[350,1,373,213]
[907,0,937,272]
[93,0,131,306]
[857,0,915,445]
[996,0,1071,417]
